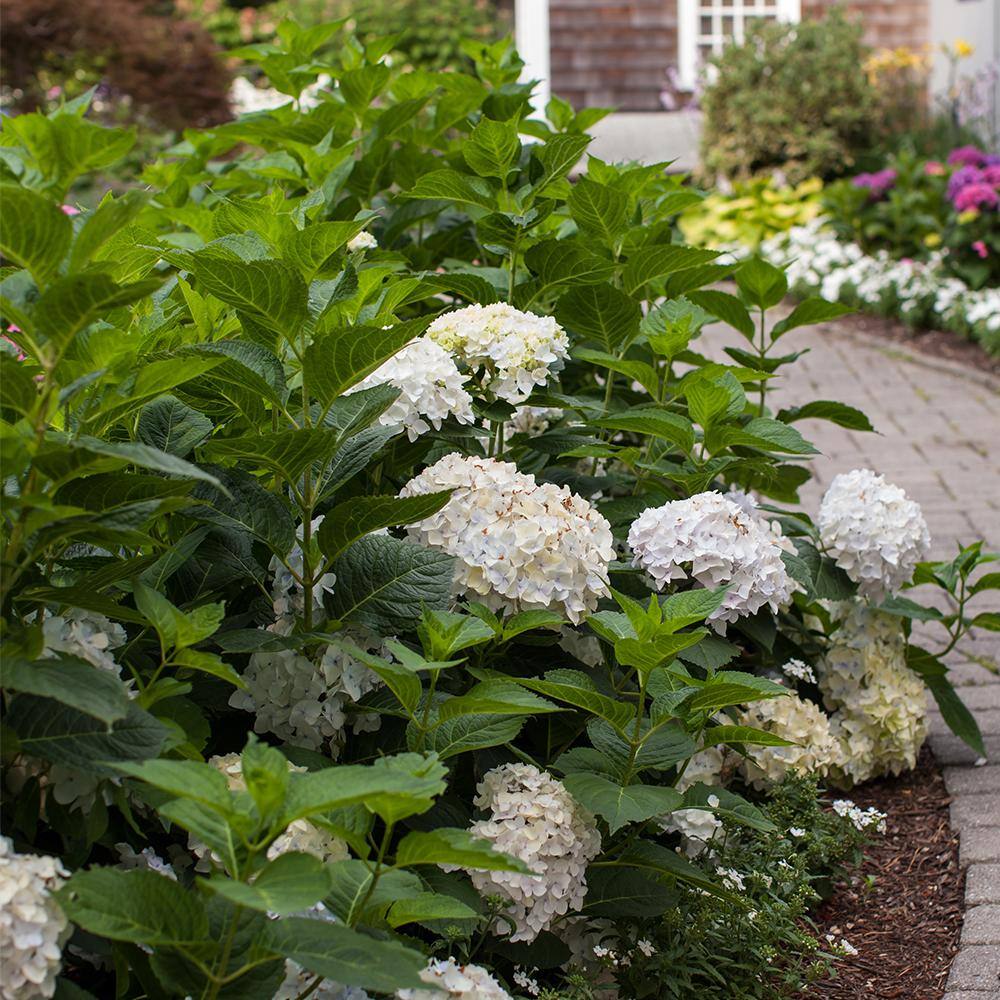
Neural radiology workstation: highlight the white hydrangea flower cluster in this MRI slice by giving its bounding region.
[38,608,127,676]
[822,602,927,785]
[346,339,475,442]
[270,517,337,622]
[190,755,348,871]
[396,958,512,1000]
[229,74,331,114]
[0,837,69,1000]
[627,492,795,632]
[463,763,601,943]
[661,748,727,856]
[346,231,378,253]
[818,469,930,601]
[760,219,1000,344]
[832,799,888,834]
[400,454,615,624]
[426,303,569,403]
[738,691,845,787]
[504,405,561,438]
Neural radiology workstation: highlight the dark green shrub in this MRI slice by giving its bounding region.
[699,10,879,184]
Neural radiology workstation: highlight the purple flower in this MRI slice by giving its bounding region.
[852,168,897,199]
[983,153,1000,167]
[982,165,1000,187]
[948,145,988,167]
[954,183,999,212]
[947,165,984,200]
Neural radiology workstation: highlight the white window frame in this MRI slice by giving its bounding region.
[678,0,801,91]
[515,0,551,118]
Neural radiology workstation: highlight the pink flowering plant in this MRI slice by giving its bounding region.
[824,145,1000,288]
[1,22,997,1000]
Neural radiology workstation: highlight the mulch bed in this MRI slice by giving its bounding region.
[810,747,965,1000]
[844,313,1000,380]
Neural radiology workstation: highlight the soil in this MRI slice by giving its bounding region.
[810,747,964,1000]
[843,313,1000,381]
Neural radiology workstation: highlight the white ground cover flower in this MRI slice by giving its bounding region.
[739,691,845,787]
[427,303,569,403]
[781,658,817,685]
[190,755,348,871]
[627,492,795,631]
[832,799,888,834]
[760,219,1000,344]
[822,601,927,785]
[400,454,615,623]
[462,763,601,943]
[817,469,930,601]
[346,339,474,441]
[37,608,127,676]
[0,837,69,1000]
[346,231,378,252]
[396,958,512,999]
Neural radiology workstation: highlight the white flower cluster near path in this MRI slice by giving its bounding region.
[396,958,513,1000]
[346,338,475,442]
[760,219,1000,350]
[628,492,795,632]
[461,763,601,943]
[0,837,69,1000]
[401,454,615,623]
[822,602,927,784]
[427,303,569,403]
[818,469,930,601]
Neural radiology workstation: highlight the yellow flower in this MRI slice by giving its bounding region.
[923,233,942,248]
[954,40,974,58]
[957,210,980,224]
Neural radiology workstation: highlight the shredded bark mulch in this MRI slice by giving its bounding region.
[843,313,1000,380]
[810,747,964,1000]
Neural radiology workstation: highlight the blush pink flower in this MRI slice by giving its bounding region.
[924,161,945,176]
[972,240,989,259]
[60,205,80,216]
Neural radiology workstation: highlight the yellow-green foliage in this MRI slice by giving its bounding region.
[680,178,824,250]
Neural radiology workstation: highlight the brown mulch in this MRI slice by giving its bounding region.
[809,747,965,1000]
[844,313,1000,379]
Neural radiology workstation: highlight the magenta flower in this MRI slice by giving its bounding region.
[982,165,1000,187]
[948,165,984,201]
[948,145,988,167]
[972,240,989,259]
[852,168,897,199]
[954,183,999,212]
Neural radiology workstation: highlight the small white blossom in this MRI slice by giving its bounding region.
[818,469,930,600]
[628,492,795,632]
[115,843,176,880]
[662,808,723,857]
[788,827,806,838]
[781,658,817,685]
[347,231,378,253]
[832,799,887,834]
[396,957,512,999]
[346,339,474,441]
[824,933,859,957]
[636,938,656,958]
[270,517,337,622]
[461,763,601,942]
[0,837,69,1000]
[716,867,746,892]
[401,454,615,623]
[512,967,541,996]
[427,303,569,403]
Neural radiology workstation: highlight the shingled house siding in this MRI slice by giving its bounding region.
[549,1,678,110]
[547,0,930,112]
[802,0,929,52]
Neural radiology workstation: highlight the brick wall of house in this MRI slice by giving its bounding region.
[547,1,931,112]
[549,1,678,111]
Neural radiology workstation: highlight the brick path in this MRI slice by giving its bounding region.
[700,319,1000,996]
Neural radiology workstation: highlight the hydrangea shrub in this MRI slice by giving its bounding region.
[1,22,997,1000]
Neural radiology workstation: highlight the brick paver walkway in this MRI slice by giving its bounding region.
[701,319,1000,996]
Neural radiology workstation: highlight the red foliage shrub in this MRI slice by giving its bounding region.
[0,0,232,129]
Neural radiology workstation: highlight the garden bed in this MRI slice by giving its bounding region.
[813,747,964,1000]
